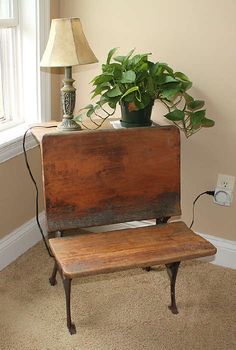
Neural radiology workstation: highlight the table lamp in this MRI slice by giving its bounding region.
[40,18,98,131]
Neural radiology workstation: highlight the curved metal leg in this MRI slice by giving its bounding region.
[49,261,58,286]
[165,261,180,314]
[63,277,76,335]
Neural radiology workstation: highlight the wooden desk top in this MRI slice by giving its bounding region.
[31,118,115,144]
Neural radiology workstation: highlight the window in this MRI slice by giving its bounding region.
[0,0,18,26]
[0,0,51,162]
[0,0,19,129]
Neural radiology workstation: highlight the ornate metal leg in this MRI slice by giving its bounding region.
[49,261,58,286]
[63,277,76,335]
[165,261,180,314]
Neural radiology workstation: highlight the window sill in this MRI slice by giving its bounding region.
[0,123,39,163]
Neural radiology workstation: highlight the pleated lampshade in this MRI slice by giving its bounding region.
[40,17,98,67]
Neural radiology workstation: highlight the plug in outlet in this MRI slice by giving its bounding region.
[217,174,235,191]
[214,174,235,206]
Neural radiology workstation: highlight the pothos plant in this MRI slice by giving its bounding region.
[75,48,214,137]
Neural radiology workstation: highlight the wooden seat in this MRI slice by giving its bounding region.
[49,222,216,278]
[41,126,217,335]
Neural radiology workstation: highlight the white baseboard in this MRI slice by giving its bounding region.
[126,220,236,269]
[0,217,235,271]
[0,212,46,271]
[197,232,236,269]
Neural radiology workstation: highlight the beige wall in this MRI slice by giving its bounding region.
[0,147,43,239]
[58,0,236,240]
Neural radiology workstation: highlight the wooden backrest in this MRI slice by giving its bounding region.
[42,126,181,232]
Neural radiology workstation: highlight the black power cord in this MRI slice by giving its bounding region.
[189,190,215,229]
[23,125,57,258]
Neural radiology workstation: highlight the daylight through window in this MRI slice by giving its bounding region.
[0,0,19,130]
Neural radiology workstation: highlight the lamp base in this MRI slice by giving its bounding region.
[57,118,82,131]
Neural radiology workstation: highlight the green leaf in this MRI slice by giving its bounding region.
[157,75,177,85]
[92,73,114,85]
[91,82,111,98]
[84,104,94,110]
[73,114,83,122]
[201,118,215,127]
[164,109,185,121]
[106,85,122,97]
[160,87,181,100]
[187,100,205,111]
[122,92,136,102]
[190,110,206,129]
[87,108,95,118]
[123,48,135,64]
[97,96,109,106]
[107,96,120,109]
[150,62,160,75]
[102,62,122,73]
[191,109,206,119]
[121,86,139,99]
[120,70,136,83]
[107,47,118,64]
[158,63,174,75]
[180,81,192,91]
[174,71,190,81]
[130,53,150,67]
[136,62,148,73]
[183,92,194,104]
[146,76,155,97]
[113,55,126,63]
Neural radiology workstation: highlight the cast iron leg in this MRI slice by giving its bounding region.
[49,261,58,286]
[165,261,180,314]
[63,277,76,335]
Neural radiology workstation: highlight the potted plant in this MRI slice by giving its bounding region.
[76,48,214,137]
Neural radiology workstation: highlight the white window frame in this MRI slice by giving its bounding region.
[0,0,18,28]
[0,0,19,128]
[0,0,51,163]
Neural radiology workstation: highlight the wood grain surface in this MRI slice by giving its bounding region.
[42,126,180,232]
[49,221,217,278]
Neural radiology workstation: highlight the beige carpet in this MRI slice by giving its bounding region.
[0,241,235,350]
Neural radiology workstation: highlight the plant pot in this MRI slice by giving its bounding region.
[120,100,154,128]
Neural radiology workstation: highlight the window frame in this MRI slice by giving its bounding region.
[0,0,18,28]
[0,0,19,128]
[0,0,51,163]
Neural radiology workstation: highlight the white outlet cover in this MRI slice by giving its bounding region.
[217,174,235,191]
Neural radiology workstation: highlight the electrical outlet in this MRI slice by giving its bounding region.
[214,174,235,206]
[216,174,235,191]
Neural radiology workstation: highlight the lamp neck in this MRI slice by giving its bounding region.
[65,66,72,80]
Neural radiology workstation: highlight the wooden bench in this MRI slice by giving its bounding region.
[42,126,216,334]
